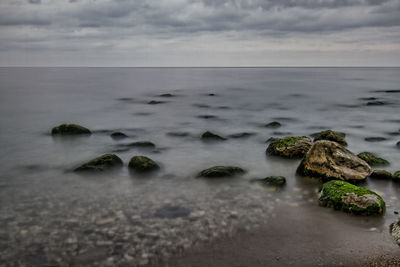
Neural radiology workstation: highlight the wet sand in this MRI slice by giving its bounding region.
[167,203,400,267]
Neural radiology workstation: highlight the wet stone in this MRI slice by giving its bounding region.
[364,137,387,142]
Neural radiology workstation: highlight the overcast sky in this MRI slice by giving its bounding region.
[0,0,399,66]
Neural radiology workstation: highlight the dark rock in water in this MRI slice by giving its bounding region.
[228,132,256,139]
[364,137,387,142]
[128,156,159,172]
[373,89,400,93]
[386,131,400,136]
[192,103,210,108]
[116,97,134,101]
[359,97,378,101]
[297,141,371,182]
[266,136,312,158]
[319,180,385,215]
[51,124,91,135]
[313,130,347,146]
[127,141,156,148]
[390,221,400,246]
[197,166,245,178]
[166,132,190,137]
[74,154,123,172]
[201,131,226,141]
[148,100,166,105]
[366,101,387,106]
[369,170,392,180]
[265,121,281,128]
[251,176,286,187]
[392,171,400,182]
[159,93,174,97]
[111,132,128,140]
[197,115,218,119]
[357,152,389,166]
[154,205,190,219]
[397,141,400,148]
[208,93,216,96]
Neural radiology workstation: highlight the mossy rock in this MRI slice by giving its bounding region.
[197,166,245,178]
[51,124,91,135]
[128,156,159,172]
[159,93,174,97]
[74,154,123,172]
[364,137,387,142]
[390,221,400,246]
[319,180,385,215]
[251,176,286,187]
[265,121,281,128]
[393,171,400,182]
[127,141,156,148]
[369,170,392,180]
[266,136,312,158]
[357,152,389,166]
[201,131,226,141]
[148,100,165,105]
[111,132,128,140]
[313,130,347,146]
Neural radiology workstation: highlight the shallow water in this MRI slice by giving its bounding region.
[0,67,399,266]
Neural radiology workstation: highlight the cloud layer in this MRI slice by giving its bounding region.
[0,0,399,66]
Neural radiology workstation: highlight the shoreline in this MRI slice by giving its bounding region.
[166,203,400,267]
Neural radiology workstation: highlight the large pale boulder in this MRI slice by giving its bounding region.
[297,140,371,182]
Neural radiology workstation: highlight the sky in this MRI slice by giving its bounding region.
[0,0,399,67]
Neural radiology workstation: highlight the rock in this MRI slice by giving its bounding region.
[366,101,387,106]
[154,205,190,219]
[297,141,371,182]
[251,176,286,187]
[110,132,128,140]
[397,141,400,148]
[148,100,165,105]
[201,131,226,141]
[369,170,392,180]
[126,141,156,148]
[393,171,400,182]
[74,154,123,172]
[228,132,256,139]
[197,115,218,119]
[265,121,281,128]
[357,152,389,166]
[365,137,387,142]
[319,180,385,215]
[128,156,159,172]
[197,166,245,178]
[51,124,91,135]
[266,136,312,158]
[159,93,174,97]
[166,132,190,137]
[313,130,347,146]
[390,221,400,246]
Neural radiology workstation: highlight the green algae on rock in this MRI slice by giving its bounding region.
[128,156,159,172]
[313,130,347,146]
[369,170,392,180]
[393,171,400,182]
[127,141,156,148]
[319,180,385,215]
[357,152,389,166]
[266,136,312,158]
[197,166,245,178]
[251,176,286,187]
[111,132,128,140]
[201,131,227,141]
[74,154,123,172]
[297,140,371,182]
[51,124,91,135]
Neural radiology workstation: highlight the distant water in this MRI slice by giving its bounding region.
[0,67,399,266]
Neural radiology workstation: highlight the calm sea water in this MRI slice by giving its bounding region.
[0,67,399,265]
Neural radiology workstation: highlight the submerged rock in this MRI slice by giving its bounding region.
[51,124,91,135]
[393,171,400,182]
[357,152,389,166]
[265,121,281,128]
[365,137,387,142]
[397,141,400,148]
[228,132,256,139]
[369,170,392,180]
[111,132,128,140]
[366,101,387,106]
[197,166,245,178]
[126,141,156,148]
[313,130,347,146]
[201,131,226,141]
[297,141,371,182]
[74,154,123,172]
[266,136,312,158]
[159,93,174,97]
[319,180,385,215]
[390,221,400,246]
[166,132,190,137]
[251,176,286,187]
[128,156,159,172]
[148,100,165,105]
